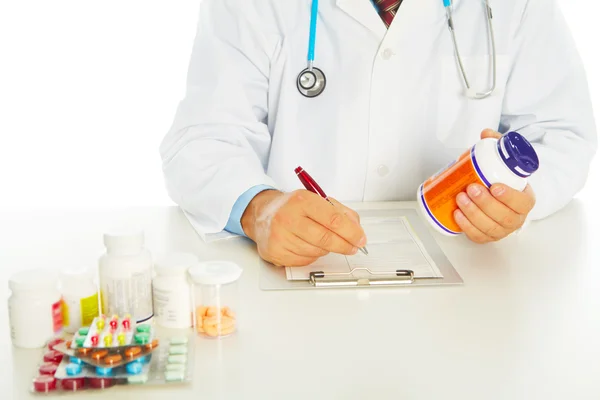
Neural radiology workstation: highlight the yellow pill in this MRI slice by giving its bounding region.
[97,319,105,330]
[103,335,112,346]
[117,333,126,346]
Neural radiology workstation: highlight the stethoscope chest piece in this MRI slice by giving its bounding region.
[297,67,326,98]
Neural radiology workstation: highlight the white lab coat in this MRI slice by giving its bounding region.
[160,0,597,240]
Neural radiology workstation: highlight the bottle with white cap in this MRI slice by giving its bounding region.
[59,267,99,333]
[188,261,242,338]
[8,269,63,348]
[152,252,197,329]
[98,230,153,324]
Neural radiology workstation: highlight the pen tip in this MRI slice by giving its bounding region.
[360,247,368,255]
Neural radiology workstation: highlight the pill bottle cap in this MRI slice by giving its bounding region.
[188,261,242,285]
[154,252,198,276]
[497,132,540,177]
[9,269,59,293]
[103,231,145,255]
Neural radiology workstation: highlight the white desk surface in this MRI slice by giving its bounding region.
[1,200,599,400]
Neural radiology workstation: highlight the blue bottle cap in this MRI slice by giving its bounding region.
[497,131,539,177]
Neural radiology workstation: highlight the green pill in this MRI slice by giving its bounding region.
[136,324,151,333]
[168,345,187,355]
[134,332,150,344]
[78,327,90,336]
[169,336,188,345]
[127,374,148,384]
[167,355,186,364]
[165,364,185,372]
[164,371,185,382]
[75,336,86,347]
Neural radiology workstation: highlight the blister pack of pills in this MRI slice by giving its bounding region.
[30,333,194,395]
[53,315,159,368]
[144,335,194,384]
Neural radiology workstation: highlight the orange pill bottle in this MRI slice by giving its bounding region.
[417,131,540,235]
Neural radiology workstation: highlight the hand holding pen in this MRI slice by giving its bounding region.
[295,166,368,255]
[240,170,368,267]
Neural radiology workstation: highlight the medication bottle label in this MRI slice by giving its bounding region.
[80,293,99,326]
[62,300,70,328]
[153,286,192,328]
[52,300,63,334]
[420,146,488,234]
[101,270,153,323]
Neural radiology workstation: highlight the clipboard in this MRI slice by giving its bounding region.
[259,206,463,290]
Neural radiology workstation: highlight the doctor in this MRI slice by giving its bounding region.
[160,0,597,267]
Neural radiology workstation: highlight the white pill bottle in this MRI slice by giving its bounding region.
[8,269,63,348]
[418,131,540,235]
[59,267,99,333]
[152,252,197,329]
[98,231,154,324]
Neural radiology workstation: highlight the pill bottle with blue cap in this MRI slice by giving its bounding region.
[417,131,540,235]
[188,261,242,338]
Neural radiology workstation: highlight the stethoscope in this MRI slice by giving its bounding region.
[296,0,497,100]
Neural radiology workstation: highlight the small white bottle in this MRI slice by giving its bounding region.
[152,252,197,329]
[59,267,99,333]
[98,231,154,324]
[8,269,63,348]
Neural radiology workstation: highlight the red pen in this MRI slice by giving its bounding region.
[295,166,368,255]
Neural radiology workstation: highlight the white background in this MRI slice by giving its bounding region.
[0,0,598,210]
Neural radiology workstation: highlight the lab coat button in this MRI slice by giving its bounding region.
[381,48,394,60]
[377,165,389,177]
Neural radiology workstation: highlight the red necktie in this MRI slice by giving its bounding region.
[375,0,402,28]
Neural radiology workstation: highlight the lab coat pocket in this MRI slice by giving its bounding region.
[434,54,510,149]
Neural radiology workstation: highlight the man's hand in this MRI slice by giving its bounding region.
[453,129,537,244]
[241,189,367,267]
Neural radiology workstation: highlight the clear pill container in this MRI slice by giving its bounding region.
[188,261,242,338]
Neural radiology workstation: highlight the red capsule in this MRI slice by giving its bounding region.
[47,338,65,350]
[39,362,59,376]
[60,377,86,391]
[88,377,115,389]
[43,350,63,364]
[33,375,57,393]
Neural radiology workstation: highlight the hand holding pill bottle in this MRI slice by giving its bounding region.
[418,131,540,236]
[188,261,242,338]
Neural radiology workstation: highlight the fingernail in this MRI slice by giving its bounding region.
[457,193,470,206]
[454,210,464,221]
[492,186,505,196]
[358,236,367,246]
[467,185,482,197]
[351,247,358,255]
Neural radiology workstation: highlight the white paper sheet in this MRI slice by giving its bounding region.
[285,216,444,280]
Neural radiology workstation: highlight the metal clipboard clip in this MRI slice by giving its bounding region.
[308,268,415,287]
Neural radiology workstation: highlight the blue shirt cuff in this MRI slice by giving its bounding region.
[224,185,274,236]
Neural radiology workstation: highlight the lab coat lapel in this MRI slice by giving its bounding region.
[336,0,387,38]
